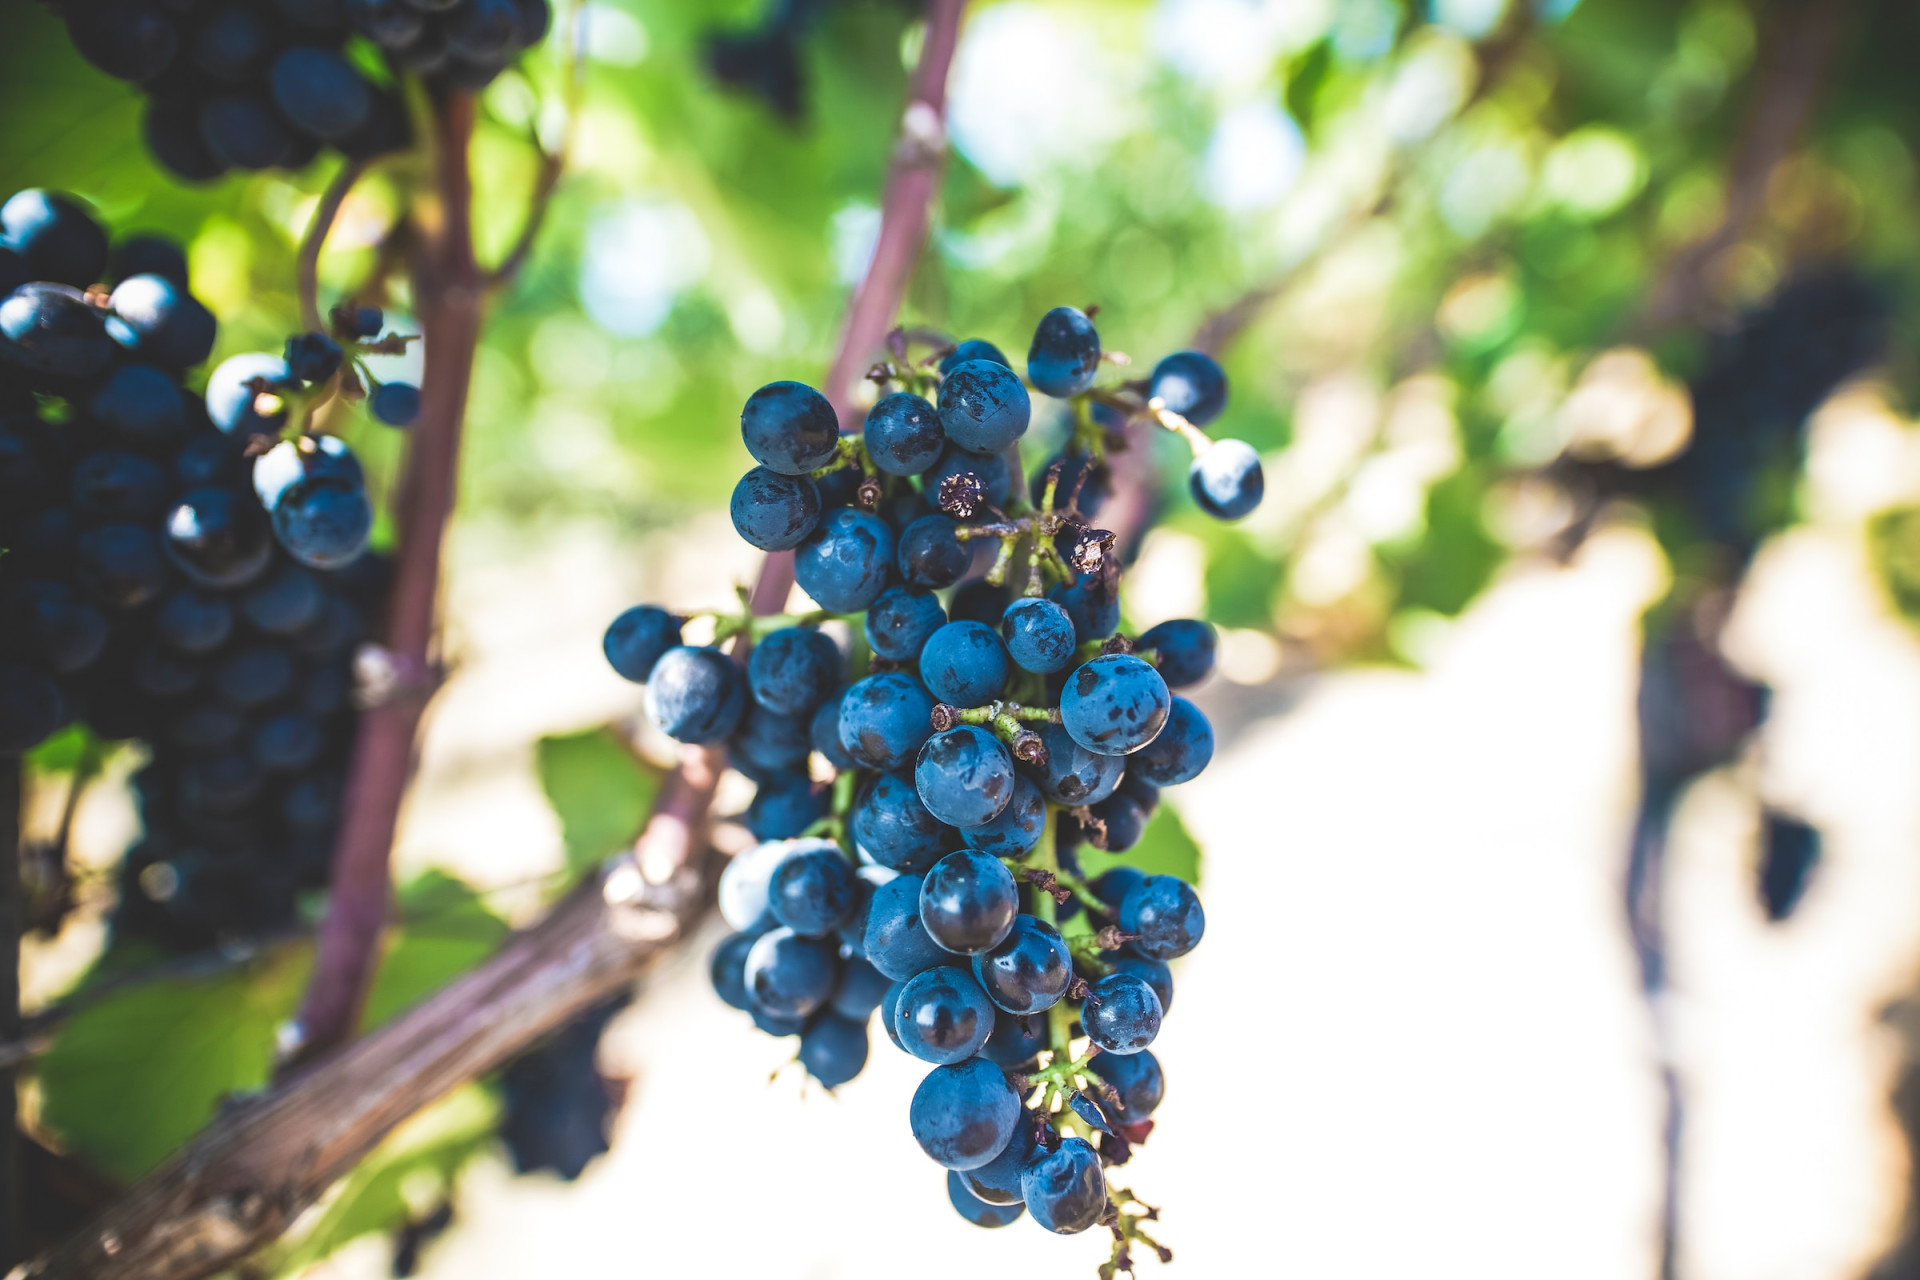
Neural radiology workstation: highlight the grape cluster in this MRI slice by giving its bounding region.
[605,309,1255,1267]
[56,0,549,183]
[0,188,390,950]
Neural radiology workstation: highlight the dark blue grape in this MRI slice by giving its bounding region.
[0,191,107,287]
[948,578,1011,627]
[76,524,167,609]
[1109,952,1173,1015]
[741,380,839,475]
[917,621,1009,706]
[915,726,1015,830]
[938,360,1031,454]
[880,980,909,1052]
[1138,618,1216,688]
[644,646,746,743]
[896,514,970,589]
[768,845,857,937]
[864,392,943,476]
[346,0,425,46]
[241,565,324,635]
[344,305,384,337]
[1093,1046,1163,1124]
[89,364,186,445]
[64,1,179,84]
[909,1057,1021,1170]
[253,713,324,772]
[1068,1091,1114,1135]
[180,751,265,814]
[864,585,946,662]
[1027,307,1100,399]
[1190,439,1265,520]
[746,626,840,716]
[1761,811,1821,922]
[268,475,371,571]
[269,47,373,139]
[1150,350,1228,426]
[1021,1136,1106,1233]
[173,431,239,489]
[1119,875,1205,960]
[751,1006,807,1037]
[0,666,65,754]
[949,1170,1024,1227]
[1047,573,1120,645]
[743,926,840,1019]
[1082,971,1161,1054]
[1000,597,1077,674]
[729,465,821,552]
[160,488,273,590]
[719,838,809,932]
[925,444,1011,511]
[1085,787,1149,851]
[838,874,878,956]
[9,581,107,674]
[370,382,420,426]
[830,956,891,1019]
[1093,866,1147,909]
[194,5,274,80]
[711,932,759,1011]
[0,284,114,380]
[247,432,362,525]
[1025,723,1125,806]
[795,507,895,611]
[207,354,288,438]
[105,274,215,368]
[198,95,296,170]
[603,605,682,683]
[745,773,828,841]
[981,1009,1047,1070]
[837,672,934,771]
[809,697,856,770]
[971,914,1070,1015]
[960,1115,1035,1203]
[894,965,996,1064]
[938,339,1010,374]
[730,703,812,775]
[444,0,524,60]
[169,701,244,750]
[215,644,294,709]
[1128,695,1213,785]
[850,771,951,873]
[919,847,1017,954]
[73,451,167,524]
[133,644,200,697]
[290,594,364,658]
[960,772,1044,858]
[863,873,949,981]
[108,235,189,289]
[799,1012,869,1088]
[1060,655,1171,755]
[157,589,233,655]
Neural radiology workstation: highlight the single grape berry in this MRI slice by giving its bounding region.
[1026,306,1100,399]
[915,726,1015,830]
[643,646,746,743]
[794,507,894,612]
[604,605,682,683]
[1021,1137,1107,1233]
[896,514,971,589]
[925,444,1011,512]
[1026,722,1125,806]
[1096,1046,1165,1123]
[370,382,421,426]
[1048,571,1121,644]
[710,932,759,1011]
[850,770,952,874]
[1000,596,1077,674]
[741,380,839,475]
[1190,438,1265,520]
[745,773,828,841]
[1138,617,1217,688]
[0,190,108,287]
[0,284,115,380]
[938,359,1031,454]
[90,364,186,445]
[918,848,1017,954]
[269,47,374,140]
[73,451,168,523]
[75,524,168,609]
[863,873,950,981]
[768,845,858,937]
[745,626,840,716]
[108,234,189,288]
[799,1012,870,1088]
[241,565,324,635]
[809,698,856,771]
[1084,787,1150,851]
[157,589,234,655]
[830,957,892,1020]
[908,1056,1022,1170]
[718,838,807,933]
[9,582,107,674]
[864,391,944,476]
[864,585,946,662]
[284,331,343,382]
[1119,874,1206,960]
[743,926,840,1019]
[1110,952,1173,1015]
[1082,971,1162,1054]
[1060,654,1171,755]
[894,965,996,1064]
[959,771,1045,858]
[981,1009,1047,1070]
[206,353,289,438]
[917,621,1009,707]
[837,671,935,771]
[971,914,1071,1015]
[938,338,1010,373]
[948,1170,1024,1228]
[959,1118,1035,1203]
[1128,694,1214,786]
[730,465,821,552]
[1149,349,1229,426]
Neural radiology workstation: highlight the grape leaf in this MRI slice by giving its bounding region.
[536,727,660,876]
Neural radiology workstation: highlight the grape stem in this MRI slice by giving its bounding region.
[482,0,586,291]
[1100,1189,1174,1280]
[951,458,1085,595]
[297,157,370,334]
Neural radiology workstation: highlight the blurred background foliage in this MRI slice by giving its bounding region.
[14,0,1920,1270]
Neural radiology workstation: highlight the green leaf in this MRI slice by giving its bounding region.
[359,872,511,1032]
[536,727,661,877]
[34,944,312,1181]
[1077,801,1203,888]
[268,1084,499,1277]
